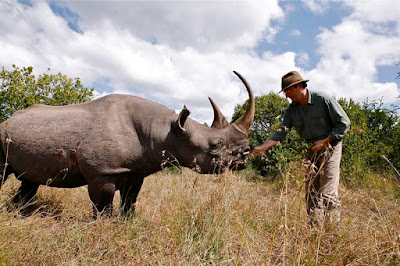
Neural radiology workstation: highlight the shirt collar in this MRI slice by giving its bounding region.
[291,89,313,108]
[307,89,313,105]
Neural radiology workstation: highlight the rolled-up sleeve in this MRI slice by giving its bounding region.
[326,98,351,140]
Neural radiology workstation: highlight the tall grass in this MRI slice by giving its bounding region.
[0,164,399,265]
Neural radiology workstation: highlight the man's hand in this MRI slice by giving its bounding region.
[250,146,265,157]
[310,137,333,153]
[249,139,280,157]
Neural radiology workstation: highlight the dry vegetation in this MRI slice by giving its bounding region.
[1,164,400,265]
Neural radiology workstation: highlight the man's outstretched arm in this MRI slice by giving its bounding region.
[250,139,280,156]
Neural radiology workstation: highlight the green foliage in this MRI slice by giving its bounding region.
[233,92,289,145]
[339,98,400,183]
[0,65,93,122]
[337,98,370,181]
[251,134,309,179]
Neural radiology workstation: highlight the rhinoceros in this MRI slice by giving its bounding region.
[0,71,254,217]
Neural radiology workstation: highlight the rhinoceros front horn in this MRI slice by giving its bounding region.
[232,71,255,135]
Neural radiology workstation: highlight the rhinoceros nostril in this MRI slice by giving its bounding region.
[241,145,253,156]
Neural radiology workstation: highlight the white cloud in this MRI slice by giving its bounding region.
[289,29,301,37]
[58,0,283,52]
[296,52,309,66]
[309,18,400,103]
[300,0,333,14]
[0,0,399,126]
[0,0,286,124]
[305,0,400,104]
[348,0,400,26]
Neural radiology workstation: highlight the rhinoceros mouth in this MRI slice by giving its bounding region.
[209,157,248,174]
[228,159,247,171]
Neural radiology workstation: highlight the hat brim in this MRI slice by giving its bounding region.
[279,79,309,93]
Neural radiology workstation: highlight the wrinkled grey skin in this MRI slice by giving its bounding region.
[0,71,255,217]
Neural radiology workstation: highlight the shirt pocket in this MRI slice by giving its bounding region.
[293,118,304,132]
[309,113,327,127]
[309,114,329,138]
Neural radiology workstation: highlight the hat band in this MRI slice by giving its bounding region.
[288,79,303,86]
[282,79,304,91]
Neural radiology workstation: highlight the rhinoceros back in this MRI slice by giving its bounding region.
[0,94,176,187]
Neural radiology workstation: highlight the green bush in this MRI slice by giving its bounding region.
[233,93,400,181]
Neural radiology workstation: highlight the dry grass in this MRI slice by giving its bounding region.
[1,164,400,265]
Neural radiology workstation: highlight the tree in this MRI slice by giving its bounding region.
[337,98,370,181]
[232,92,289,145]
[397,63,400,80]
[362,99,399,171]
[0,65,93,122]
[232,92,308,178]
[396,63,400,98]
[339,97,400,182]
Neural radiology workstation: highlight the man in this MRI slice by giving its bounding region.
[251,71,350,227]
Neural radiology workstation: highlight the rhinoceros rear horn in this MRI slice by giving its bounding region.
[232,71,255,135]
[209,97,229,129]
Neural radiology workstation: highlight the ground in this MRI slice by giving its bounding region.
[0,165,399,264]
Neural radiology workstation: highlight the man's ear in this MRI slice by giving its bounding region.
[173,105,190,135]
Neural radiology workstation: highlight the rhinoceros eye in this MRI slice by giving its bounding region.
[209,139,224,151]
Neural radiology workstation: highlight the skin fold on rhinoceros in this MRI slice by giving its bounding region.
[0,71,255,217]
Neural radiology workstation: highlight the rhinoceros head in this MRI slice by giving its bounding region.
[171,71,255,174]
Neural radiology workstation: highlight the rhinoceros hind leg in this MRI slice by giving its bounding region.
[120,177,145,216]
[0,169,9,190]
[88,180,116,218]
[12,180,40,209]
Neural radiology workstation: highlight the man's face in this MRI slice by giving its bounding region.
[283,85,298,101]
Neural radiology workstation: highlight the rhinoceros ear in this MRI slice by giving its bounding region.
[209,97,229,129]
[174,105,191,134]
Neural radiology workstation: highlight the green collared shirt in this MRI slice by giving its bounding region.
[270,89,351,142]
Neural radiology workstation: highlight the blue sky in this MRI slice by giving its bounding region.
[271,2,399,86]
[261,2,349,68]
[1,0,399,123]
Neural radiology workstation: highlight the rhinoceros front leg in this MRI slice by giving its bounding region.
[13,180,40,209]
[120,177,144,216]
[88,178,117,218]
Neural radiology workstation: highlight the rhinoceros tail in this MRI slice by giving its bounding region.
[0,137,14,190]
